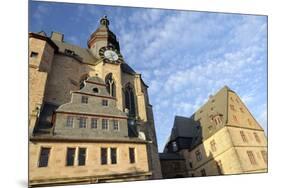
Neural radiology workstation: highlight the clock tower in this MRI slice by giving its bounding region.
[87,16,120,58]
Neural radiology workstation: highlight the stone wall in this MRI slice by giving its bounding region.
[29,141,150,183]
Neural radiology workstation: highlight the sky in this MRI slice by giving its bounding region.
[29,1,268,151]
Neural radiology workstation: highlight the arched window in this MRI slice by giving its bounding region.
[105,73,116,97]
[125,83,136,117]
[79,74,89,89]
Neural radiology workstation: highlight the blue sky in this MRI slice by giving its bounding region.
[29,1,267,151]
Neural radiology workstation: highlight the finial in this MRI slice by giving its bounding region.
[100,15,109,27]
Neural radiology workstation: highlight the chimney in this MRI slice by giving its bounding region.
[51,32,64,42]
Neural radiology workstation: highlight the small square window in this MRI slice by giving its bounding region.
[81,96,88,104]
[30,51,38,58]
[102,100,108,106]
[230,104,236,111]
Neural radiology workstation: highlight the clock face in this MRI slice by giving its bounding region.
[104,50,119,61]
[99,46,123,64]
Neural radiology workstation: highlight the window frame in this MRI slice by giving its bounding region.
[79,117,87,128]
[78,148,87,166]
[102,99,108,106]
[38,147,51,168]
[102,119,109,130]
[247,150,257,165]
[113,120,119,131]
[91,118,98,129]
[81,96,88,104]
[129,147,136,164]
[101,148,108,165]
[66,116,74,128]
[110,148,117,164]
[66,147,76,166]
[240,131,248,143]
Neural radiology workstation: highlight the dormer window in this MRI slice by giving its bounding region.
[93,88,99,93]
[172,141,178,152]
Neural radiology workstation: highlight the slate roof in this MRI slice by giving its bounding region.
[169,116,200,141]
[159,153,185,160]
[52,39,98,65]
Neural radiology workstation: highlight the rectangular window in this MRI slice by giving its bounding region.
[195,150,202,161]
[230,104,235,111]
[66,148,76,166]
[233,115,238,123]
[111,148,117,164]
[113,120,119,130]
[200,168,206,176]
[240,131,248,142]
[79,117,87,128]
[102,99,108,106]
[247,119,252,126]
[66,116,74,128]
[247,150,257,165]
[102,119,108,130]
[81,96,88,104]
[189,162,193,168]
[253,132,261,143]
[261,150,267,163]
[91,118,98,129]
[101,148,107,165]
[210,140,217,152]
[129,147,136,163]
[30,51,38,58]
[78,148,86,166]
[38,147,50,167]
[240,107,244,113]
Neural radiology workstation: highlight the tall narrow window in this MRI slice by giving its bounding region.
[129,147,136,163]
[230,104,235,111]
[233,115,238,123]
[105,73,116,97]
[66,116,74,128]
[261,150,267,163]
[38,147,51,167]
[113,120,119,130]
[101,148,107,165]
[210,140,217,152]
[253,132,261,143]
[195,150,202,161]
[125,84,136,117]
[91,118,98,129]
[200,169,206,176]
[79,117,87,128]
[66,148,76,166]
[240,107,244,113]
[78,148,86,166]
[111,148,117,164]
[247,151,257,165]
[102,119,108,130]
[240,131,248,142]
[81,96,88,104]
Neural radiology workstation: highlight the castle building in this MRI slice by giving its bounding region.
[29,16,162,187]
[160,86,267,178]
